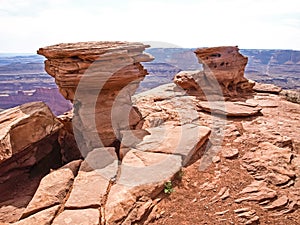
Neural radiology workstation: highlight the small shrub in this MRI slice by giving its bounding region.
[164,181,174,194]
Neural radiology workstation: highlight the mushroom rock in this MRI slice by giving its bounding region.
[195,46,254,96]
[38,41,154,151]
[175,46,254,98]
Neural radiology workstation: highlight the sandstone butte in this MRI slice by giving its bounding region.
[0,42,299,225]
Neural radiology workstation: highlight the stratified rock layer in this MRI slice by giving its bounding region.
[38,41,154,148]
[0,102,63,183]
[0,102,62,163]
[195,46,254,95]
[174,46,254,98]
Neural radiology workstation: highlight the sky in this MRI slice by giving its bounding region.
[0,0,300,52]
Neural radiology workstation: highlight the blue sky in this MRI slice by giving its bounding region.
[0,0,299,52]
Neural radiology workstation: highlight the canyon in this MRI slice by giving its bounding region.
[0,48,300,115]
[0,43,299,225]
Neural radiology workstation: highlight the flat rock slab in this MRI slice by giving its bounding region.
[64,170,109,209]
[119,149,183,186]
[253,82,282,94]
[222,148,239,159]
[197,101,262,117]
[0,101,62,163]
[105,149,182,224]
[52,209,99,225]
[21,160,81,218]
[81,147,118,179]
[246,98,279,108]
[65,148,118,208]
[13,205,59,225]
[131,123,211,166]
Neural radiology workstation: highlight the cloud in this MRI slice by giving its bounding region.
[0,0,300,52]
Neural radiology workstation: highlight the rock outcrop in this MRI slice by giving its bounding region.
[38,41,154,149]
[0,101,63,183]
[174,46,254,99]
[0,102,65,223]
[2,43,300,225]
[8,41,210,225]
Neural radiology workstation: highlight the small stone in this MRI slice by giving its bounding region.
[264,195,289,210]
[245,216,260,225]
[259,200,271,205]
[237,210,256,218]
[221,166,230,173]
[220,189,230,200]
[212,156,221,163]
[191,198,197,203]
[222,148,239,159]
[215,209,229,215]
[234,208,250,213]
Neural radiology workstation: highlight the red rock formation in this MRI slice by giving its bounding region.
[174,46,254,99]
[0,101,63,182]
[195,46,254,96]
[38,41,154,149]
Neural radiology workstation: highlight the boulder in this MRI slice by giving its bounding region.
[0,102,62,163]
[0,102,63,183]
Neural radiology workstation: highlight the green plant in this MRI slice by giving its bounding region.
[164,181,174,194]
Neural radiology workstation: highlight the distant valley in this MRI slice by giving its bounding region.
[0,48,299,114]
[140,48,300,92]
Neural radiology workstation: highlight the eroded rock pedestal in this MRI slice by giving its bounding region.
[38,41,154,149]
[174,46,254,99]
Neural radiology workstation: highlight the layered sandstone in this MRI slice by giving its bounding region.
[0,102,64,223]
[38,41,154,149]
[4,44,300,225]
[174,46,254,98]
[0,102,63,183]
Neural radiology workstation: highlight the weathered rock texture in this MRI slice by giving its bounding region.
[195,46,254,95]
[38,41,154,149]
[28,41,212,225]
[174,46,254,98]
[3,43,300,225]
[0,102,63,183]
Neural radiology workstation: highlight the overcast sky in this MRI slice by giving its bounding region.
[0,0,300,52]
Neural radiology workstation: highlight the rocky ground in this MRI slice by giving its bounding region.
[1,43,300,225]
[133,85,300,225]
